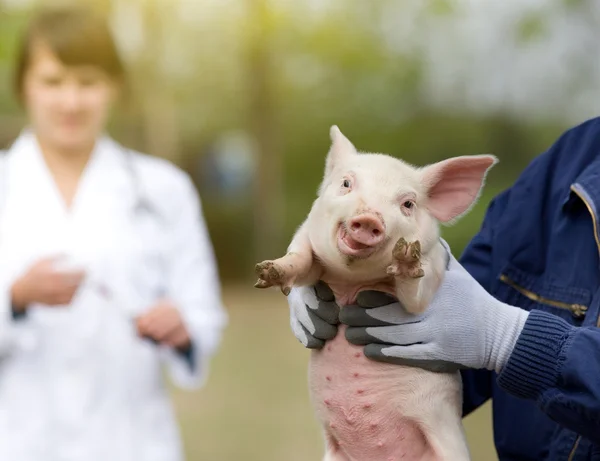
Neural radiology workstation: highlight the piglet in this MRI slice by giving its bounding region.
[254,126,497,461]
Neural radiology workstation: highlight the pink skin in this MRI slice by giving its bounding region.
[255,126,497,461]
[313,322,436,461]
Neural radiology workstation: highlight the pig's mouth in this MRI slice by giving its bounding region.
[337,224,380,258]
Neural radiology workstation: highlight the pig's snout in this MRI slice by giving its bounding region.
[348,214,385,246]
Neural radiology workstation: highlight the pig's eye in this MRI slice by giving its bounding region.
[401,200,415,216]
[340,177,353,194]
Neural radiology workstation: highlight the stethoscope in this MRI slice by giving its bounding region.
[0,139,171,401]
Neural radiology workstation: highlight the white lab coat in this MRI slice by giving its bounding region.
[0,129,228,461]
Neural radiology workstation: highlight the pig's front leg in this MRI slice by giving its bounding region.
[254,221,323,295]
[387,238,443,315]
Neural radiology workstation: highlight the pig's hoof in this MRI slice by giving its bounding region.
[254,260,293,295]
[388,238,424,278]
[255,260,284,285]
[392,238,421,263]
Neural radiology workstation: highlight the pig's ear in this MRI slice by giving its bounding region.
[421,154,498,223]
[325,125,357,176]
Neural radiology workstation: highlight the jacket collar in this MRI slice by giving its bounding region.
[566,155,600,257]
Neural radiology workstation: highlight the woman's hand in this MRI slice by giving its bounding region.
[136,301,191,351]
[10,256,86,311]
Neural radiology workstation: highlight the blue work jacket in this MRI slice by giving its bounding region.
[460,116,600,460]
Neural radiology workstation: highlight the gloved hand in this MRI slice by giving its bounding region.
[287,281,340,349]
[340,239,530,374]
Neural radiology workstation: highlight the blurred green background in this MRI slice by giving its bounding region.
[1,0,598,459]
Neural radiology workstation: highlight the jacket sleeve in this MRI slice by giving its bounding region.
[160,172,228,390]
[497,310,600,445]
[457,188,512,417]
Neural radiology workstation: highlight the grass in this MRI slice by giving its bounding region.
[170,284,498,461]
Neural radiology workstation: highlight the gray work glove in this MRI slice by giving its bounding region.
[340,239,530,374]
[287,281,340,349]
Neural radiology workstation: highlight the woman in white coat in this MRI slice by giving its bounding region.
[0,5,227,461]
